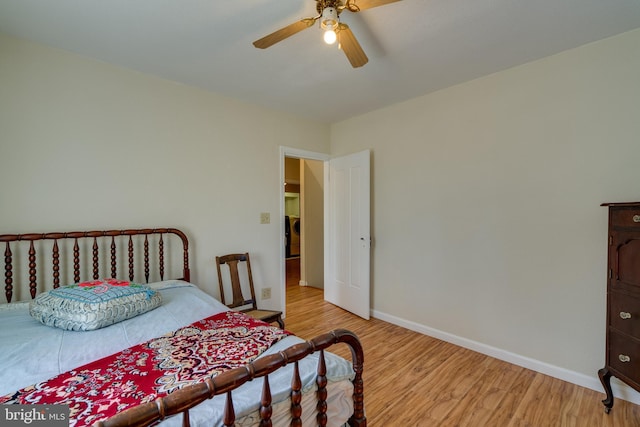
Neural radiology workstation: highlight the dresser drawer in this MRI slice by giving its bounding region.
[610,292,640,337]
[610,234,640,293]
[609,331,640,383]
[611,208,640,228]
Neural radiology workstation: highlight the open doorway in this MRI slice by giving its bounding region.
[279,147,371,321]
[279,147,329,316]
[284,156,324,289]
[284,157,301,288]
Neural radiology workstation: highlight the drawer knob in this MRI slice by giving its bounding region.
[634,215,640,223]
[620,311,632,320]
[619,354,631,363]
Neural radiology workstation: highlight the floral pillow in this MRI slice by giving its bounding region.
[29,278,162,331]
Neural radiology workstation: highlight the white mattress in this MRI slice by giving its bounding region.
[0,280,355,426]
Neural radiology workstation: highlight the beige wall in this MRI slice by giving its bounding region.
[0,33,330,309]
[4,25,640,399]
[331,28,640,395]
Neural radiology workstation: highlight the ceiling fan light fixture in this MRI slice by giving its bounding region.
[320,7,338,31]
[253,0,391,68]
[320,6,338,45]
[323,29,337,44]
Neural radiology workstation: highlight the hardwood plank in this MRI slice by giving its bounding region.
[286,284,640,426]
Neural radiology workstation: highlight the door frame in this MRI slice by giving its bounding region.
[279,146,330,318]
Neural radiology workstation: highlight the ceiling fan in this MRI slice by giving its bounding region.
[253,0,403,68]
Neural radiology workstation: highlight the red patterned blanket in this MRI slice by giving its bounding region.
[1,311,290,426]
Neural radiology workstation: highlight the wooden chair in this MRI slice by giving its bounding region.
[215,252,284,329]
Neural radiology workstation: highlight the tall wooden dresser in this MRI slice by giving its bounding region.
[599,202,640,413]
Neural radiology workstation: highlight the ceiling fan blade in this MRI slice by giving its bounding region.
[338,23,368,68]
[346,0,402,12]
[253,18,317,49]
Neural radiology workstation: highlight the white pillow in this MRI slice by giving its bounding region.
[29,279,162,331]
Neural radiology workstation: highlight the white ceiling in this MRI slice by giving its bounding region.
[1,0,639,124]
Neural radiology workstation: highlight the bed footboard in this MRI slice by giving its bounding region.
[95,328,366,427]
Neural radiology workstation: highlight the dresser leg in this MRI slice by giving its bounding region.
[598,367,614,413]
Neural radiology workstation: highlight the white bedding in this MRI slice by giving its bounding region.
[0,280,355,426]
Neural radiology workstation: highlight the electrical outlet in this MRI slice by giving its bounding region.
[261,287,271,299]
[260,212,270,224]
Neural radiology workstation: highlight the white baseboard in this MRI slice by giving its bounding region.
[371,308,640,406]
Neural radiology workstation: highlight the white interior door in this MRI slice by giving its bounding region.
[324,150,371,320]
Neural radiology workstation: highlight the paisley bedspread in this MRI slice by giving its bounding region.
[1,310,290,427]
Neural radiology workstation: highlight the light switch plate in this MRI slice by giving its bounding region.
[260,212,270,224]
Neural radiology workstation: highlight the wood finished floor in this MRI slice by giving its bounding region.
[284,283,640,426]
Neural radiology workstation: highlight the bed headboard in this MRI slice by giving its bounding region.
[0,228,190,303]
